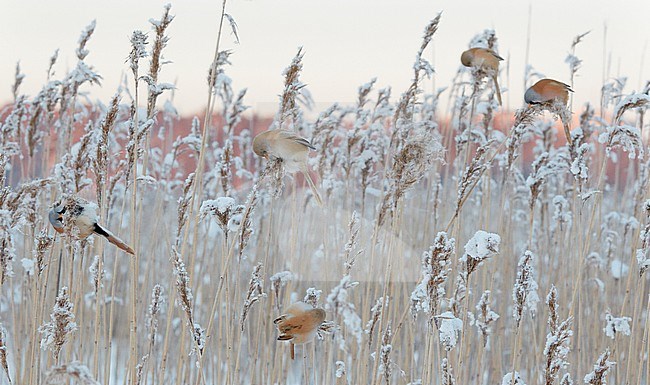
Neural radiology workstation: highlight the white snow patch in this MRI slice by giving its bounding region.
[435,311,462,351]
[609,259,628,279]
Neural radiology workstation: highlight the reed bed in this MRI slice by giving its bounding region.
[0,5,649,385]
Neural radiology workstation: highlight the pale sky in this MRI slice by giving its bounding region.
[1,0,648,117]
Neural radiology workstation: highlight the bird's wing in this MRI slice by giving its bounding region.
[276,314,308,333]
[276,130,316,150]
[487,49,504,61]
[546,79,572,92]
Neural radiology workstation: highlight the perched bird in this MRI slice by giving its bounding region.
[460,47,504,105]
[274,301,326,359]
[49,196,135,255]
[524,79,574,144]
[252,129,323,206]
[524,78,572,105]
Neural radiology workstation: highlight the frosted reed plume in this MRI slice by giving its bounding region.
[11,62,24,102]
[274,47,312,131]
[378,133,442,228]
[39,287,77,362]
[200,196,245,245]
[303,287,322,308]
[376,14,443,229]
[366,296,387,348]
[342,211,361,274]
[146,284,164,353]
[377,323,403,384]
[145,4,174,118]
[566,31,590,111]
[88,255,104,295]
[451,139,494,225]
[391,13,440,148]
[471,290,500,348]
[410,232,455,328]
[93,93,120,208]
[170,246,205,357]
[441,358,456,385]
[0,324,10,385]
[240,263,266,332]
[175,173,195,245]
[45,362,99,385]
[270,271,294,311]
[0,6,649,385]
[637,200,650,277]
[327,275,362,347]
[236,183,259,260]
[512,250,539,328]
[451,230,500,315]
[543,285,573,385]
[584,349,615,385]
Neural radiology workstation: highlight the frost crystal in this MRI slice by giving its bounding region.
[636,202,650,277]
[502,371,526,385]
[603,312,631,339]
[45,361,100,385]
[609,259,628,279]
[598,124,644,160]
[435,311,462,351]
[21,258,35,276]
[335,361,346,378]
[637,249,650,277]
[570,143,591,184]
[551,196,572,231]
[199,197,244,237]
[304,287,322,307]
[270,271,293,286]
[460,230,500,275]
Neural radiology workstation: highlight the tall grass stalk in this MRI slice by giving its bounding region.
[0,7,649,385]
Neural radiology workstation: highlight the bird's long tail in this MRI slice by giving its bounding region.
[492,74,502,106]
[301,169,323,207]
[94,223,135,255]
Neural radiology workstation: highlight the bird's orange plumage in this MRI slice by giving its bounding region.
[527,79,572,105]
[274,302,326,359]
[460,47,503,105]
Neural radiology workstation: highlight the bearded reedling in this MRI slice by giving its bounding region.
[460,47,504,105]
[274,301,326,359]
[524,78,574,144]
[48,196,135,255]
[252,129,323,206]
